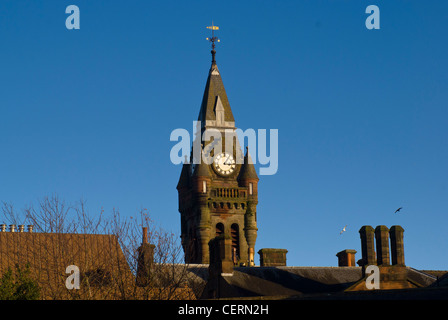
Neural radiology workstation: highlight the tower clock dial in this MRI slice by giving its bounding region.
[213,152,236,176]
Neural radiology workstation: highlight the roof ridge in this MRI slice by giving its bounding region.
[408,267,438,280]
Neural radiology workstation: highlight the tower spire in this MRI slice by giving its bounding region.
[206,22,220,65]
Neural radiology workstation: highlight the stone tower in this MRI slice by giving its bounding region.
[177,44,259,266]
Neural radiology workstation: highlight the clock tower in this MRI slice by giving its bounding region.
[177,29,259,266]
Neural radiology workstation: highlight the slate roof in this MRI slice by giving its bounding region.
[238,148,259,181]
[219,266,363,297]
[197,265,444,299]
[177,160,191,189]
[197,62,235,123]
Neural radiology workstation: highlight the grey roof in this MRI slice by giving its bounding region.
[177,161,191,189]
[225,266,363,296]
[192,156,212,178]
[197,63,235,123]
[238,149,259,181]
[198,265,443,299]
[429,270,448,287]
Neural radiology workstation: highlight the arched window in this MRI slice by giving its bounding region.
[230,224,240,264]
[189,228,199,263]
[216,223,224,237]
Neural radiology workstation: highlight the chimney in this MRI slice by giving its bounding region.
[208,235,234,278]
[18,225,25,232]
[202,235,234,299]
[359,226,376,266]
[0,224,6,232]
[9,224,16,232]
[375,225,390,265]
[390,225,405,266]
[136,227,155,287]
[258,248,288,267]
[27,225,34,233]
[336,249,357,267]
[142,226,148,244]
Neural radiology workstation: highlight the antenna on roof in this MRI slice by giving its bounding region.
[206,22,220,64]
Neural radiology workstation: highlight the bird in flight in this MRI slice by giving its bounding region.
[340,225,347,235]
[394,207,403,213]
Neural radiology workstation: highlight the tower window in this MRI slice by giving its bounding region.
[230,224,240,264]
[216,223,224,237]
[202,180,207,193]
[249,183,253,195]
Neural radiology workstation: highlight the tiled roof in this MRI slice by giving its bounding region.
[0,231,134,299]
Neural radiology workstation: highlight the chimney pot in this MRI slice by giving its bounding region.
[336,249,357,267]
[27,225,34,233]
[0,224,6,232]
[18,225,25,232]
[9,224,16,232]
[142,227,148,244]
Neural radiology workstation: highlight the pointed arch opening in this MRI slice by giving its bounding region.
[230,224,240,264]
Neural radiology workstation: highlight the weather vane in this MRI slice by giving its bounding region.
[206,22,220,63]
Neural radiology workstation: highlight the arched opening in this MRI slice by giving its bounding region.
[230,224,240,264]
[188,228,199,263]
[216,223,224,237]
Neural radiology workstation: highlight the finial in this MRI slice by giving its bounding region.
[206,22,220,64]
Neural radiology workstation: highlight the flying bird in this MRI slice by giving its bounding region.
[340,225,347,235]
[394,207,403,214]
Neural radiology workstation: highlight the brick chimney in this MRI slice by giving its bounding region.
[336,249,357,267]
[258,248,288,267]
[136,227,155,287]
[208,235,234,278]
[359,225,376,266]
[201,235,235,299]
[389,225,405,266]
[375,225,390,265]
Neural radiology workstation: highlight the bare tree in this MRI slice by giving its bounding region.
[0,195,205,300]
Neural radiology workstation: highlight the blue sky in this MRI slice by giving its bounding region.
[0,1,447,270]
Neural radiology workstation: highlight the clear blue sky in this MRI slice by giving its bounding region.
[0,1,447,270]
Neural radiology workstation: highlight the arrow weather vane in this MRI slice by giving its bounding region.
[206,22,220,64]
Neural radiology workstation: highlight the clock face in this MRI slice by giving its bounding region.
[213,152,236,176]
